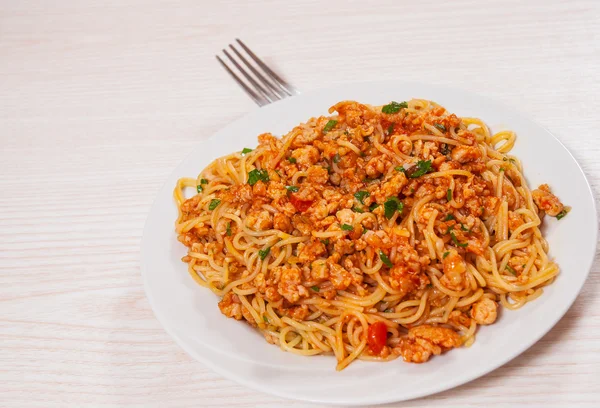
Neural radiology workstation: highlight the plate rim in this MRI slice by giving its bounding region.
[141,80,598,405]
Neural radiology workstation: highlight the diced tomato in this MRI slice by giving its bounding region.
[367,321,387,354]
[289,194,313,212]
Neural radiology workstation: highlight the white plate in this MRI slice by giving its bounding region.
[141,81,597,405]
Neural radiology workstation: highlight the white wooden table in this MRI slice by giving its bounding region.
[1,1,599,406]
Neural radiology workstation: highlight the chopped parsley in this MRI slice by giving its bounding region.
[323,120,338,133]
[556,209,568,220]
[241,147,253,155]
[499,167,505,172]
[226,222,231,236]
[450,231,468,247]
[460,223,470,232]
[447,189,453,202]
[258,247,270,260]
[247,168,269,185]
[434,123,447,132]
[341,223,353,231]
[285,185,299,193]
[395,166,405,172]
[406,160,432,178]
[288,157,297,163]
[321,239,330,246]
[444,214,455,221]
[354,190,370,204]
[505,265,516,276]
[196,185,203,193]
[263,316,269,323]
[379,251,393,268]
[369,202,380,211]
[384,197,403,219]
[200,178,208,184]
[382,101,408,114]
[352,206,364,213]
[208,199,221,210]
[333,153,341,163]
[443,251,450,259]
[311,285,320,292]
[387,123,395,135]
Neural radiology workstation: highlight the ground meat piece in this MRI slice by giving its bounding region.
[328,263,352,290]
[267,181,287,200]
[532,184,564,216]
[277,266,310,303]
[394,325,461,363]
[273,212,293,233]
[290,145,320,167]
[451,145,481,163]
[284,304,309,320]
[297,239,327,263]
[441,250,467,291]
[508,211,524,233]
[310,259,329,281]
[470,298,498,325]
[216,184,253,205]
[245,209,273,231]
[306,165,329,184]
[218,292,243,320]
[292,214,312,235]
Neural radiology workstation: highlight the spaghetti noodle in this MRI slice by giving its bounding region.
[174,99,566,370]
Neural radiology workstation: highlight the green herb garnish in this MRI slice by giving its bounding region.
[505,265,516,275]
[258,247,271,260]
[263,316,269,323]
[384,197,403,219]
[285,185,299,193]
[354,190,370,204]
[406,160,432,178]
[226,222,231,236]
[352,206,364,213]
[208,199,221,210]
[434,123,447,132]
[323,120,338,133]
[288,157,297,163]
[241,147,253,155]
[443,251,450,259]
[387,123,395,135]
[369,203,380,211]
[556,209,568,220]
[321,239,330,246]
[460,224,470,232]
[341,224,353,231]
[247,168,269,185]
[196,185,203,193]
[450,231,468,247]
[311,285,320,292]
[444,214,455,221]
[379,251,393,267]
[447,189,452,202]
[333,153,341,163]
[200,178,208,185]
[395,166,405,172]
[382,101,408,114]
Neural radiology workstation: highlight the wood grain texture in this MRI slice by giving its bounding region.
[1,0,599,406]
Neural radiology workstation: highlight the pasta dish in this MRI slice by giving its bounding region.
[173,99,567,370]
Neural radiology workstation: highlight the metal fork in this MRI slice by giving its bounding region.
[216,39,299,106]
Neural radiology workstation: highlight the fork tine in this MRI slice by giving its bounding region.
[229,45,287,100]
[235,39,299,96]
[216,55,268,106]
[222,49,275,103]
